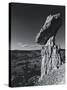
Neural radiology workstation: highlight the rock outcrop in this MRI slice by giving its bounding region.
[39,36,61,81]
[35,13,63,82]
[35,13,62,45]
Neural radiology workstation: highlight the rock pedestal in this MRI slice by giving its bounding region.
[39,36,61,81]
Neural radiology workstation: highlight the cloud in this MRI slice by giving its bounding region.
[17,42,41,50]
[18,43,28,47]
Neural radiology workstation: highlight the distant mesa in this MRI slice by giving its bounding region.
[35,13,62,45]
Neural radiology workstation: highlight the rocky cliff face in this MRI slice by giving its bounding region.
[35,13,64,83]
[39,36,61,81]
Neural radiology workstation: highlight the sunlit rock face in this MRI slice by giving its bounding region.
[35,13,63,82]
[39,37,61,81]
[35,13,64,83]
[35,13,62,45]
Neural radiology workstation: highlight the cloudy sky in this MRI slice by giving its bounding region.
[10,3,65,50]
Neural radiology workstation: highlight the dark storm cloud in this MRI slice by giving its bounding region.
[10,3,65,50]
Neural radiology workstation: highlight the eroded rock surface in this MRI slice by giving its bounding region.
[35,13,62,45]
[39,36,61,81]
[35,13,65,84]
[36,64,65,85]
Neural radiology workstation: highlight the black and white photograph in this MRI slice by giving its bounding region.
[9,3,65,87]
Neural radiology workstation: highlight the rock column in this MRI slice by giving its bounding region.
[39,36,61,81]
